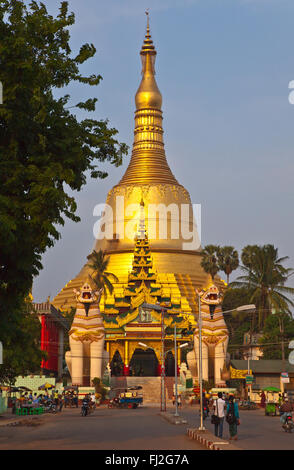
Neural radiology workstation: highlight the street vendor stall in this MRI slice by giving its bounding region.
[264,386,280,416]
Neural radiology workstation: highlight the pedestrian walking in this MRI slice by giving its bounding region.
[260,391,266,408]
[73,392,78,408]
[32,393,39,407]
[64,393,69,408]
[226,395,240,441]
[58,394,64,412]
[212,392,226,438]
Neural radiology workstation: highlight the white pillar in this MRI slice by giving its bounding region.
[194,336,209,382]
[90,339,105,383]
[214,338,228,385]
[65,351,72,377]
[70,339,84,386]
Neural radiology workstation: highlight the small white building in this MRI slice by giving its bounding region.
[242,332,263,361]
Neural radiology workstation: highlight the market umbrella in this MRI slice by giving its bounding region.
[38,383,55,390]
[263,386,280,392]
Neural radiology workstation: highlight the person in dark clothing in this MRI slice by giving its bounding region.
[202,392,210,419]
[226,395,240,440]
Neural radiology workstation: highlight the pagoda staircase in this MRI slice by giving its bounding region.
[110,376,175,404]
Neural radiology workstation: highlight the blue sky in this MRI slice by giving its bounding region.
[31,0,294,301]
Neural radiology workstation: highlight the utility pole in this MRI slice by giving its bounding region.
[174,323,179,417]
[161,307,166,412]
[279,313,285,366]
[279,312,286,394]
[197,291,205,431]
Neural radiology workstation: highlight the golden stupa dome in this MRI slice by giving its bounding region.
[53,13,225,315]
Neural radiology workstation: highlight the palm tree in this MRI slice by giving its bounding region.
[200,245,220,280]
[241,245,259,271]
[86,249,119,295]
[241,245,260,286]
[217,246,239,284]
[230,244,294,330]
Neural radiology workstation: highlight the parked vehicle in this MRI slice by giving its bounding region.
[108,386,143,409]
[45,401,57,413]
[239,400,258,411]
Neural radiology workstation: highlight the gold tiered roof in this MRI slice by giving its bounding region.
[100,227,195,330]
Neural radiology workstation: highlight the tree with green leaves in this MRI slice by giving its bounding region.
[230,245,294,330]
[87,249,118,295]
[200,245,220,280]
[222,286,254,358]
[0,0,127,382]
[259,312,294,360]
[0,300,46,385]
[241,245,260,272]
[217,246,239,284]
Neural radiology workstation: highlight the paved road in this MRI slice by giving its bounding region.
[1,404,292,450]
[0,406,203,450]
[180,406,294,450]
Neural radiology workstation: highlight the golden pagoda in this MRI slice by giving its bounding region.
[53,15,224,376]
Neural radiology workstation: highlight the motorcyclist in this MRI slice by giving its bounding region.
[81,394,91,415]
[280,398,292,425]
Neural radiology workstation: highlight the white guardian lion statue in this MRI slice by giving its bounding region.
[65,281,108,386]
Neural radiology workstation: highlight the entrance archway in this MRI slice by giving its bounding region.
[129,348,159,377]
[110,350,124,376]
[165,351,175,377]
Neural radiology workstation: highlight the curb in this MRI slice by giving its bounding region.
[0,411,55,427]
[159,412,187,425]
[0,415,43,427]
[186,428,241,451]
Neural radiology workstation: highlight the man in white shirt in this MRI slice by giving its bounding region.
[213,392,226,438]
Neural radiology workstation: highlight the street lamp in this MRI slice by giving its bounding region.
[174,337,189,418]
[196,290,256,432]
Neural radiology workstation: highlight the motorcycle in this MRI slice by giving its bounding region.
[81,400,90,417]
[282,413,294,433]
[45,400,57,413]
[108,397,120,409]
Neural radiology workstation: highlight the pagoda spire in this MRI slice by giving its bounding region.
[137,198,146,240]
[118,14,179,186]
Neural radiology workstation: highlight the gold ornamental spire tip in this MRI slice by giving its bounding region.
[145,9,149,31]
[118,12,179,186]
[135,11,162,110]
[140,10,156,57]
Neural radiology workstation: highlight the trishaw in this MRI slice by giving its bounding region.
[108,386,143,409]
